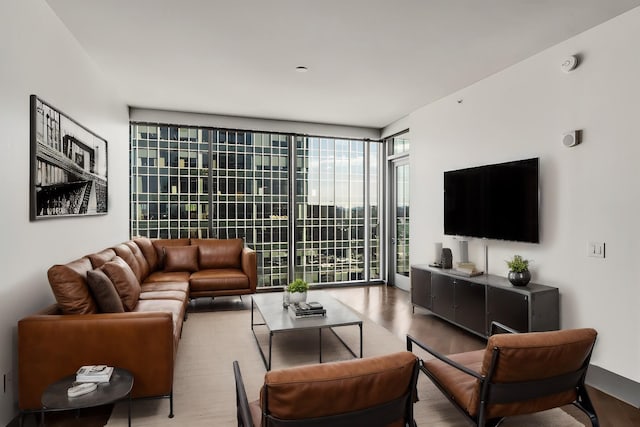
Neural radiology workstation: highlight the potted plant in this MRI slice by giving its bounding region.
[283,278,309,306]
[506,255,531,287]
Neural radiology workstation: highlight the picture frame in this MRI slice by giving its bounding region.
[30,95,108,220]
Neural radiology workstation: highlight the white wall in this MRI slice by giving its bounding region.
[0,1,129,423]
[387,7,640,383]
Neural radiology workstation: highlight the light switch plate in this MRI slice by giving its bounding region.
[588,242,605,258]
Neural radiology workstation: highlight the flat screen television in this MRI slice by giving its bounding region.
[444,158,539,243]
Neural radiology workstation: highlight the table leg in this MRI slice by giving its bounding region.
[359,323,363,358]
[319,329,323,363]
[268,332,273,371]
[128,392,132,427]
[250,299,254,331]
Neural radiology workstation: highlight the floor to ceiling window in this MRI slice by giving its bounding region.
[387,131,410,291]
[130,123,381,288]
[294,137,376,284]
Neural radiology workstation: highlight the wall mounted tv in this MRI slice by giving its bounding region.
[444,157,539,243]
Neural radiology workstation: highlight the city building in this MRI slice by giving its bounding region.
[130,124,383,287]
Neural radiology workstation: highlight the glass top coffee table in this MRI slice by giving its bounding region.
[251,290,363,370]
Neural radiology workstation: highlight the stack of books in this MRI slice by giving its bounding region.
[288,301,326,319]
[76,365,114,383]
[454,262,482,277]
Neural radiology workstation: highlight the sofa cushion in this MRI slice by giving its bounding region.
[190,269,249,292]
[134,236,159,271]
[86,248,116,269]
[192,238,243,269]
[133,299,185,343]
[86,269,125,313]
[139,290,187,302]
[144,271,191,283]
[101,256,141,311]
[164,246,199,272]
[140,282,189,294]
[152,238,190,269]
[125,240,150,280]
[113,243,143,283]
[47,258,98,315]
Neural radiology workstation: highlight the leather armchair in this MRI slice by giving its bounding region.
[234,351,420,427]
[407,322,599,427]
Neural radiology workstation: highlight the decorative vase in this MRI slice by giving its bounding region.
[288,291,307,304]
[508,270,531,287]
[282,289,290,308]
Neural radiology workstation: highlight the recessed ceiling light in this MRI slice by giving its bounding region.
[295,66,309,73]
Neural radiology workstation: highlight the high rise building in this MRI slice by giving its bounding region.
[130,123,380,288]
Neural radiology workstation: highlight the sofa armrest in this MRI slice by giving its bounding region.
[18,307,174,410]
[241,247,258,292]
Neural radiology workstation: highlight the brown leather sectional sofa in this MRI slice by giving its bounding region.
[17,237,257,414]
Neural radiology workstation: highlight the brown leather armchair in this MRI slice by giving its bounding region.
[233,351,420,427]
[407,323,599,427]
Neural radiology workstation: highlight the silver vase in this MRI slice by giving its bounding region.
[508,270,531,287]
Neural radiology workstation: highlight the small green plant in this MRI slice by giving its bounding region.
[506,255,529,273]
[287,278,309,293]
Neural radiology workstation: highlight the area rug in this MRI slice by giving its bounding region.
[106,309,586,426]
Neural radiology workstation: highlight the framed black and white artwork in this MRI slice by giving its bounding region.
[30,95,108,220]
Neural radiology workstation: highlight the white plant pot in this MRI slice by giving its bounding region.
[288,291,307,305]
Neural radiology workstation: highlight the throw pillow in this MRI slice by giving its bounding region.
[193,238,243,269]
[133,236,158,271]
[86,248,116,269]
[47,258,98,315]
[164,245,199,272]
[101,256,141,311]
[113,243,143,282]
[86,269,125,313]
[152,238,191,269]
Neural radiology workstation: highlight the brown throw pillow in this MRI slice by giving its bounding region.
[47,258,98,315]
[86,248,116,269]
[101,256,141,311]
[133,236,158,271]
[193,238,243,269]
[86,269,125,313]
[164,246,199,272]
[153,238,191,269]
[113,243,143,282]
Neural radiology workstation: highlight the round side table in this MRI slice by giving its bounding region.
[41,367,134,427]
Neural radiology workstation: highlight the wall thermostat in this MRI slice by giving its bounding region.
[561,55,579,73]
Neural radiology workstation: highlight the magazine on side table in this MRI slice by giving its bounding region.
[76,365,114,383]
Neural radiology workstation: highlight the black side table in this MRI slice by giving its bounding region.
[41,367,134,427]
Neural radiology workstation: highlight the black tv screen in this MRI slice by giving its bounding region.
[444,158,539,243]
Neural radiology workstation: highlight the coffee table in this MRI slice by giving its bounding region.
[40,367,133,427]
[251,291,363,370]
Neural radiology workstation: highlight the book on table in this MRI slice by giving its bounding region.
[288,302,326,318]
[76,365,114,383]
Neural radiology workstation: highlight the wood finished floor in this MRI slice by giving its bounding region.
[13,285,640,427]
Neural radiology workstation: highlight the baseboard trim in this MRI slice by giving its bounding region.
[587,364,640,408]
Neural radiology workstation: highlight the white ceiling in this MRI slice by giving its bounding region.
[46,0,640,129]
